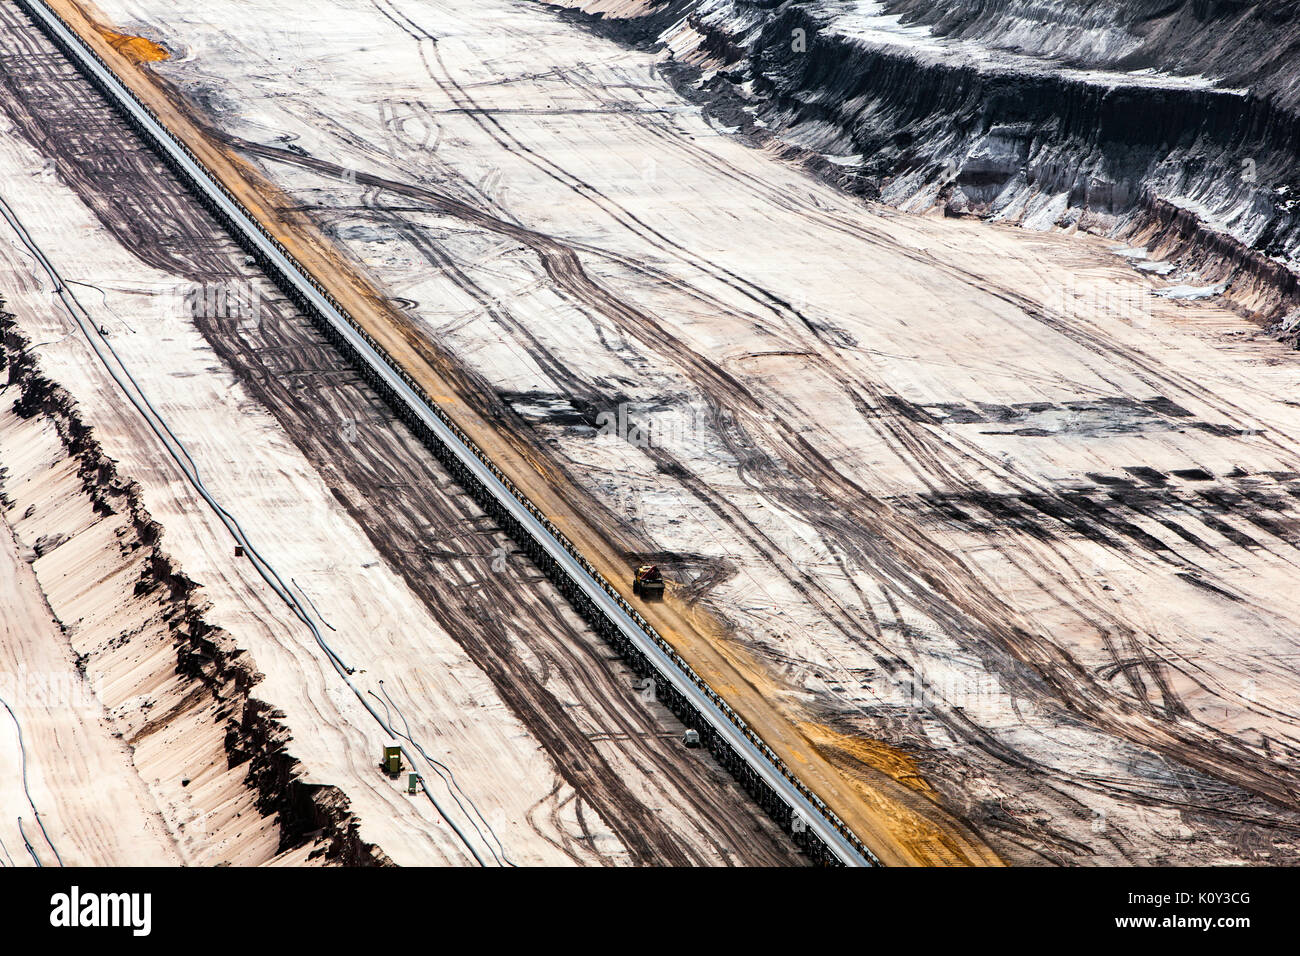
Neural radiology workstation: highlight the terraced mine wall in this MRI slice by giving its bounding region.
[885,0,1300,101]
[1,308,388,866]
[556,0,1300,330]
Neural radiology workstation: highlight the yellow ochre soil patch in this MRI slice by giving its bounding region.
[800,721,1003,866]
[800,722,936,796]
[94,25,169,62]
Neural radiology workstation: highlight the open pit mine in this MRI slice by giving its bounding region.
[1,0,1299,869]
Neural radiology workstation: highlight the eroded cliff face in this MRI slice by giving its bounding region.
[550,0,1300,330]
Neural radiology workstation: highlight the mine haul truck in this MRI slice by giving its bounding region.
[633,564,665,598]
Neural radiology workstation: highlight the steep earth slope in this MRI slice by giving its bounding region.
[557,0,1300,329]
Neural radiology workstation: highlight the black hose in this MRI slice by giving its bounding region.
[1,696,63,866]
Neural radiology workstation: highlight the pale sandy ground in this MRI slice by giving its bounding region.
[0,496,179,867]
[69,0,1300,862]
[0,100,628,865]
[0,388,324,865]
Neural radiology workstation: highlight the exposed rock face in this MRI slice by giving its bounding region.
[551,0,1300,329]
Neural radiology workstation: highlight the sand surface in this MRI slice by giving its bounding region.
[0,0,800,866]
[0,484,179,867]
[5,0,1300,863]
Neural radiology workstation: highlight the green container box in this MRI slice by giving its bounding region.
[383,745,402,777]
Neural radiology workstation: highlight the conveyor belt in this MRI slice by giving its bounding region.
[16,0,878,867]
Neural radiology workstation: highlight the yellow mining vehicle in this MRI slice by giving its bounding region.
[633,564,665,599]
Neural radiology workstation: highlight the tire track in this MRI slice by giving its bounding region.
[0,4,801,867]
